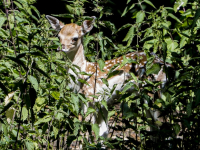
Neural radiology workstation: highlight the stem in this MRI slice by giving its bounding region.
[15,101,23,147]
[2,0,17,56]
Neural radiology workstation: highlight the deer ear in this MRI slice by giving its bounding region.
[81,16,96,35]
[46,15,64,31]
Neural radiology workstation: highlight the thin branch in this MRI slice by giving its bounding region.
[2,0,17,56]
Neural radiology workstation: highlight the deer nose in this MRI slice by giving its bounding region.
[62,44,65,50]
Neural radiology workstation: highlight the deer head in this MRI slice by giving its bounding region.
[46,15,96,53]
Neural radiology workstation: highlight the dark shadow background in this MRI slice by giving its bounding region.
[34,0,175,28]
[34,0,176,51]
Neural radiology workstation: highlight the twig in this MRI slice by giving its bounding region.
[2,0,17,56]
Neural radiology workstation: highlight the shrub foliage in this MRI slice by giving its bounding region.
[0,0,200,149]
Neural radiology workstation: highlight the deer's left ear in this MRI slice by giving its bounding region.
[46,15,65,31]
[81,16,96,35]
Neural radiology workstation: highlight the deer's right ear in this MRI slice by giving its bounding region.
[46,15,64,31]
[81,16,96,35]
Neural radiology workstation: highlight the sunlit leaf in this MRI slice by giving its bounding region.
[144,0,156,9]
[118,24,132,32]
[85,107,96,117]
[92,124,99,139]
[28,75,38,91]
[22,107,28,121]
[123,25,134,42]
[97,59,105,72]
[168,13,182,23]
[136,11,145,23]
[146,63,161,75]
[53,126,58,138]
[71,93,79,115]
[30,5,40,18]
[191,8,200,32]
[51,91,60,100]
[0,16,6,28]
[34,115,52,125]
[25,140,35,150]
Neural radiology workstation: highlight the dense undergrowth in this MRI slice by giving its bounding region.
[0,0,200,149]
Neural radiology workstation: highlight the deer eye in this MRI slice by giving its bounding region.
[73,37,78,42]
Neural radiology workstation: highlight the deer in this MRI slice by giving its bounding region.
[46,15,174,145]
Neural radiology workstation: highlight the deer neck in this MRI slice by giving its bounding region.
[67,42,87,71]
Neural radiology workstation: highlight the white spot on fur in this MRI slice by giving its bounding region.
[139,63,143,68]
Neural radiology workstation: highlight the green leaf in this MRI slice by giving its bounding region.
[56,110,68,118]
[92,124,99,139]
[168,13,182,24]
[52,13,74,18]
[136,11,145,23]
[127,0,131,4]
[71,93,79,115]
[123,26,134,45]
[101,78,109,87]
[78,93,87,104]
[162,42,167,60]
[0,101,14,114]
[121,4,135,17]
[118,24,132,33]
[28,75,38,91]
[119,55,129,68]
[173,123,181,135]
[122,82,134,93]
[33,66,50,79]
[104,37,118,50]
[97,59,105,72]
[101,100,108,111]
[104,21,116,34]
[25,140,34,150]
[53,126,58,138]
[51,91,60,100]
[191,8,200,31]
[33,97,46,112]
[146,63,161,75]
[6,56,27,70]
[168,41,178,52]
[186,102,192,116]
[174,0,188,13]
[34,115,52,125]
[35,97,45,105]
[30,5,40,18]
[78,79,89,86]
[0,16,6,28]
[16,0,28,6]
[108,110,115,121]
[130,72,138,83]
[0,28,8,38]
[143,0,156,9]
[85,107,96,117]
[22,107,28,121]
[13,1,23,8]
[107,70,122,79]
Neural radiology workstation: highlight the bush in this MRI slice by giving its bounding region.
[0,0,200,149]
